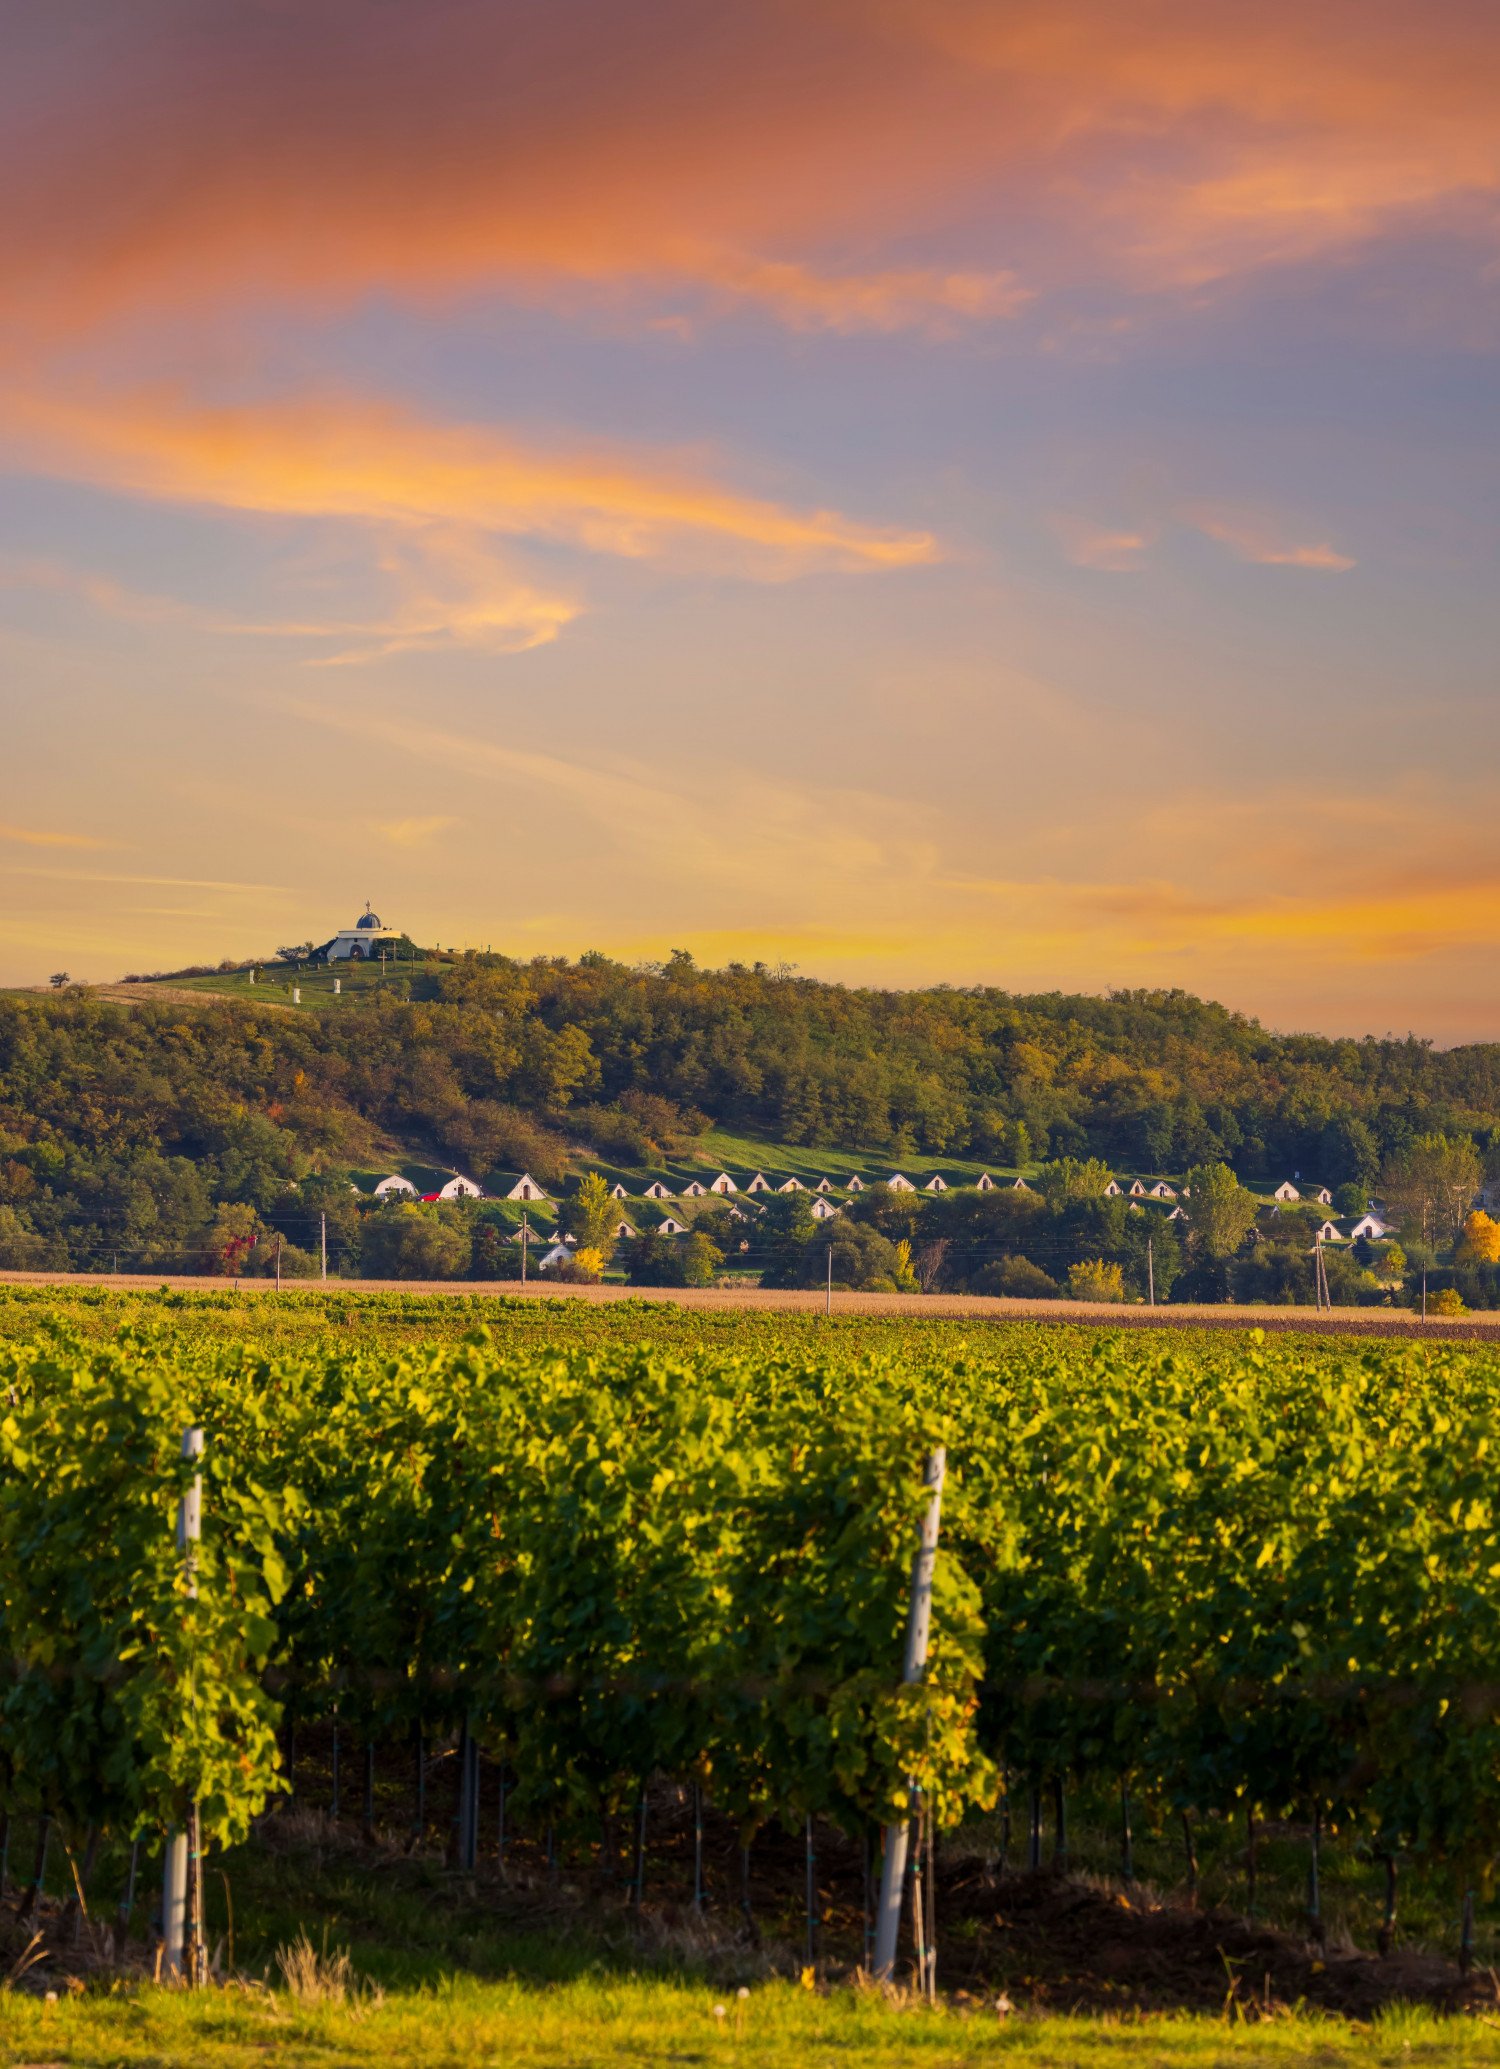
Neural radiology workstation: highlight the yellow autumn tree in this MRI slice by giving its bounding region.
[1068,1258,1126,1303]
[1459,1209,1500,1264]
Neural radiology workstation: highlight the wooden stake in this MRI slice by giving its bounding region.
[872,1449,946,1981]
[162,1426,203,1982]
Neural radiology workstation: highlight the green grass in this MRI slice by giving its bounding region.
[9,1983,1496,2069]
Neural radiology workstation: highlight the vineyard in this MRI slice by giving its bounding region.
[2,1308,1500,2004]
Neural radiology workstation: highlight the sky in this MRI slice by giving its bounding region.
[3,0,1500,1040]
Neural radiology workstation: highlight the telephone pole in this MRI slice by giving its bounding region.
[320,1212,327,1281]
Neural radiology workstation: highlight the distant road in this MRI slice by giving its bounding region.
[1,1271,1495,1343]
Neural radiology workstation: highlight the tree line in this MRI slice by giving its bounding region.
[1,952,1498,1296]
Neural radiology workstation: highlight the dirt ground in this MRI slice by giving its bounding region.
[1,1269,1496,1342]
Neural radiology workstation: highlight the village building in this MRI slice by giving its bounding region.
[708,1173,738,1194]
[1127,1180,1147,1198]
[1148,1182,1177,1199]
[612,1218,638,1240]
[656,1217,688,1236]
[608,1182,628,1199]
[436,1175,481,1199]
[975,1173,995,1192]
[536,1243,574,1271]
[777,1176,805,1193]
[1103,1179,1123,1197]
[1347,1212,1393,1240]
[745,1173,771,1193]
[1273,1181,1301,1202]
[845,1175,865,1192]
[810,1196,838,1221]
[642,1180,674,1200]
[887,1173,915,1192]
[680,1180,708,1198]
[502,1173,547,1202]
[373,1174,416,1197]
[814,1177,834,1194]
[923,1175,947,1192]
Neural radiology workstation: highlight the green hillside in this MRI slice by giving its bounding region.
[0,947,1494,1297]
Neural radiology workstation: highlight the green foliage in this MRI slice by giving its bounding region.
[1184,1161,1259,1259]
[560,1171,617,1260]
[1066,1258,1124,1301]
[11,1302,1500,1901]
[1380,1132,1484,1251]
[1037,1158,1114,1205]
[359,1204,472,1279]
[8,967,1500,1280]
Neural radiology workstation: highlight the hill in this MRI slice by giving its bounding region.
[1,949,1497,1281]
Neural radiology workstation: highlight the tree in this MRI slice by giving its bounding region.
[1379,1133,1482,1253]
[0,1206,50,1269]
[360,1204,471,1279]
[789,1219,906,1292]
[1037,1157,1114,1206]
[206,1201,263,1276]
[971,1255,1059,1299]
[1183,1162,1258,1259]
[560,1171,617,1262]
[48,973,68,990]
[1332,1181,1368,1218]
[1068,1258,1125,1302]
[1459,1209,1500,1265]
[679,1231,722,1287]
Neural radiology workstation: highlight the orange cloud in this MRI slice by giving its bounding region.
[3,387,936,577]
[1187,506,1356,570]
[0,824,109,850]
[0,539,578,662]
[4,0,1496,358]
[1053,517,1154,570]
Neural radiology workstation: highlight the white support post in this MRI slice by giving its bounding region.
[872,1448,946,1982]
[162,1427,203,1981]
[320,1212,327,1282]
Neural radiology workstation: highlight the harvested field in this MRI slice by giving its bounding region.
[0,1269,1491,1341]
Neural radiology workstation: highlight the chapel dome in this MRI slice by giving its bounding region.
[356,909,382,930]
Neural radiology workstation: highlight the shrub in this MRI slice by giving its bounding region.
[1429,1286,1468,1317]
[970,1255,1059,1299]
[1068,1258,1126,1303]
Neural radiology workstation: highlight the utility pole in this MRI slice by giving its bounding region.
[826,1245,833,1316]
[1147,1235,1155,1308]
[873,1450,946,1984]
[276,1237,283,1292]
[521,1212,530,1283]
[320,1212,327,1282]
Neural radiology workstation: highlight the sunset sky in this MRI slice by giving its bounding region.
[4,0,1499,1038]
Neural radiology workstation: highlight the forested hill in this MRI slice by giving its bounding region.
[3,956,1500,1222]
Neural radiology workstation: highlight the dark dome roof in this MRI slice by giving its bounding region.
[356,910,382,929]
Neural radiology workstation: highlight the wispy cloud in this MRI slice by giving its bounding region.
[375,815,460,848]
[3,388,939,578]
[1187,505,1356,570]
[702,253,1031,334]
[10,869,289,894]
[1052,517,1154,571]
[0,822,110,850]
